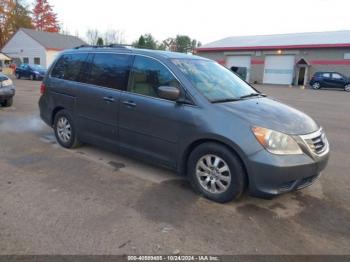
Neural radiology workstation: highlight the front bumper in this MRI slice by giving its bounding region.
[0,86,15,100]
[246,130,330,197]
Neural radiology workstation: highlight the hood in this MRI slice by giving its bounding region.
[217,97,319,135]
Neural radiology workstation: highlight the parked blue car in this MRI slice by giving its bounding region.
[309,72,350,91]
[15,64,47,80]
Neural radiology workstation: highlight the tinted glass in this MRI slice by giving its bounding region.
[172,59,257,102]
[129,56,180,98]
[322,73,331,78]
[51,53,88,81]
[86,53,132,90]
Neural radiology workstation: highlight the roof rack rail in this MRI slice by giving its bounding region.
[74,44,134,49]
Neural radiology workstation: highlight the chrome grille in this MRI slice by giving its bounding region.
[300,129,329,156]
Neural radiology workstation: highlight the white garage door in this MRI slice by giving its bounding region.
[263,55,295,85]
[226,56,251,82]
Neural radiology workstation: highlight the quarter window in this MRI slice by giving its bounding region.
[85,53,132,90]
[129,56,180,99]
[51,53,88,81]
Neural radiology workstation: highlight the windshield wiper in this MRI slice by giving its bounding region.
[239,93,266,99]
[211,98,241,103]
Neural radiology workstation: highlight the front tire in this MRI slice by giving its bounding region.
[30,74,36,80]
[187,142,246,203]
[54,110,81,149]
[345,84,350,92]
[1,97,13,107]
[312,82,321,90]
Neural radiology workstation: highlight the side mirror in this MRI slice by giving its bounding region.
[158,86,180,101]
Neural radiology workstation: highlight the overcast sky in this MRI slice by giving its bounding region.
[46,0,350,44]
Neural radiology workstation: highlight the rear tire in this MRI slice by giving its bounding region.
[54,110,81,149]
[187,142,246,203]
[312,82,321,90]
[1,97,13,107]
[345,84,350,92]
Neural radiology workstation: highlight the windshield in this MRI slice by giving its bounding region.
[172,59,258,102]
[30,64,44,71]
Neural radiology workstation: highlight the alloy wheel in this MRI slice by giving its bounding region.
[195,154,231,194]
[345,84,350,92]
[56,116,72,143]
[312,82,321,89]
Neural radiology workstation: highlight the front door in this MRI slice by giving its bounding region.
[118,55,183,167]
[76,53,133,144]
[330,73,346,88]
[298,67,306,85]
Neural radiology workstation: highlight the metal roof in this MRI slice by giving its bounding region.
[197,30,350,51]
[21,28,86,50]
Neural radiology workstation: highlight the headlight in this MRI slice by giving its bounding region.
[252,126,303,155]
[1,78,13,87]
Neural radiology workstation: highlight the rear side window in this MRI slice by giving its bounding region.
[51,53,88,81]
[85,53,132,90]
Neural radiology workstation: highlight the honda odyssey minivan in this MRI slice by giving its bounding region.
[39,45,330,203]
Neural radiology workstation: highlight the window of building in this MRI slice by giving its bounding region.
[51,53,88,81]
[344,53,350,60]
[85,53,132,90]
[23,57,29,64]
[34,57,40,65]
[128,56,180,99]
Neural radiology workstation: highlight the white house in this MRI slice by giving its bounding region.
[1,28,86,68]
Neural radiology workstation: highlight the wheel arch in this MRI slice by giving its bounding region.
[179,138,250,187]
[51,106,65,126]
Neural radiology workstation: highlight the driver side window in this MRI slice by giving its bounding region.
[128,56,180,99]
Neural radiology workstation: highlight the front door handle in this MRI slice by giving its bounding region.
[122,101,136,107]
[103,96,115,103]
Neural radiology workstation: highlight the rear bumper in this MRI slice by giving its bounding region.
[246,148,329,198]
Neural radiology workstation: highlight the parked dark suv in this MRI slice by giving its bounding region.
[309,71,350,91]
[39,46,330,203]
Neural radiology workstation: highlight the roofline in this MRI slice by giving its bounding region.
[196,43,350,52]
[46,48,63,51]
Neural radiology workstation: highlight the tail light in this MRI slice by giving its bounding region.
[40,83,46,95]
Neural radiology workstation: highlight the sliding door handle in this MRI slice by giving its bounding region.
[103,96,115,103]
[122,101,136,107]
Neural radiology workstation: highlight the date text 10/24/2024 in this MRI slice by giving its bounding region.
[127,256,220,261]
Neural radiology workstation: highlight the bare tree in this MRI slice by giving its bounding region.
[86,29,99,45]
[104,29,125,45]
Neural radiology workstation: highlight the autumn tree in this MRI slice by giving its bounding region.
[33,0,59,32]
[0,0,33,48]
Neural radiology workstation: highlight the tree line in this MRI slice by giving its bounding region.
[86,31,202,53]
[0,0,60,48]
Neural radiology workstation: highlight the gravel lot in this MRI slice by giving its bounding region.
[0,79,349,255]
